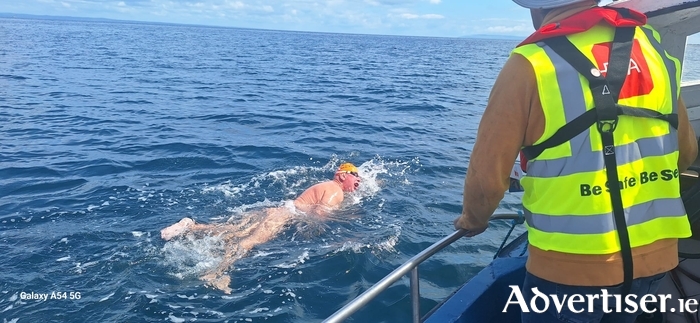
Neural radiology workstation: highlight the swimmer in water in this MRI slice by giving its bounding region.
[160,163,362,293]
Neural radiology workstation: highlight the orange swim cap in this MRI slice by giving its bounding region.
[337,163,359,174]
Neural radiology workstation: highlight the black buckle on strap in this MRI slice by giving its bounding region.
[597,119,618,133]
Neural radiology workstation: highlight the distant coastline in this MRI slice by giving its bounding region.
[2,12,698,44]
[461,34,524,41]
[0,12,190,27]
[0,12,515,39]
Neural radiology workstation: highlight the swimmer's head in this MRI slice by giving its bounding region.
[335,163,361,192]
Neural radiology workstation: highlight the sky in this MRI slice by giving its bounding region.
[0,0,569,38]
[0,0,698,42]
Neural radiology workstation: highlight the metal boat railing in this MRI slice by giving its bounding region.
[323,213,524,323]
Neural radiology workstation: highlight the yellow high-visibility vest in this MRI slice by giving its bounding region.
[514,23,691,254]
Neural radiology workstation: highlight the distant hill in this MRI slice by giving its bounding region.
[0,12,202,28]
[462,34,524,41]
[0,12,231,30]
[0,12,122,23]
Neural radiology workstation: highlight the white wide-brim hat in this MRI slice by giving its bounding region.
[512,0,589,9]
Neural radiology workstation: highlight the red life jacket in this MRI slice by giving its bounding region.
[518,7,646,47]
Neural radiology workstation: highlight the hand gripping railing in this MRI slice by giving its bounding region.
[323,213,524,323]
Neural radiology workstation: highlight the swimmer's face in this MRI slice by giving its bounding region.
[340,172,361,192]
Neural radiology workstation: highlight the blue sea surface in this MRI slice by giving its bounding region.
[1,18,699,323]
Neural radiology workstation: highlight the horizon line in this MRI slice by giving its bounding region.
[0,11,530,40]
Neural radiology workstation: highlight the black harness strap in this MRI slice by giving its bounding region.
[543,27,636,295]
[522,109,596,160]
[617,105,679,128]
[522,106,677,160]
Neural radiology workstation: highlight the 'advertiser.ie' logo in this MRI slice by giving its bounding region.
[591,39,654,99]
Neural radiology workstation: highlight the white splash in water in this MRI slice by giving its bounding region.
[272,250,310,269]
[99,292,115,302]
[161,235,226,278]
[249,307,269,314]
[224,199,284,221]
[332,225,401,255]
[250,250,286,259]
[202,180,248,198]
[72,261,99,274]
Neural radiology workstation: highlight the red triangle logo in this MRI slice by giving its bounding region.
[591,39,654,100]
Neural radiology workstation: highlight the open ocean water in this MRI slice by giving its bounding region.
[1,17,699,323]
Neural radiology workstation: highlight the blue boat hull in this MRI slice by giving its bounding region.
[424,232,529,323]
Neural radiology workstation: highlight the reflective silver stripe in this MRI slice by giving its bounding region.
[527,42,592,176]
[640,26,679,113]
[539,42,589,123]
[525,198,685,234]
[527,132,678,177]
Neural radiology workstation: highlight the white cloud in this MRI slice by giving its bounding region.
[224,1,246,9]
[422,13,442,19]
[398,12,443,19]
[486,25,530,33]
[0,0,538,38]
[190,2,206,9]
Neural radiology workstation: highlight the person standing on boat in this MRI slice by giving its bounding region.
[160,163,362,293]
[453,0,698,321]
